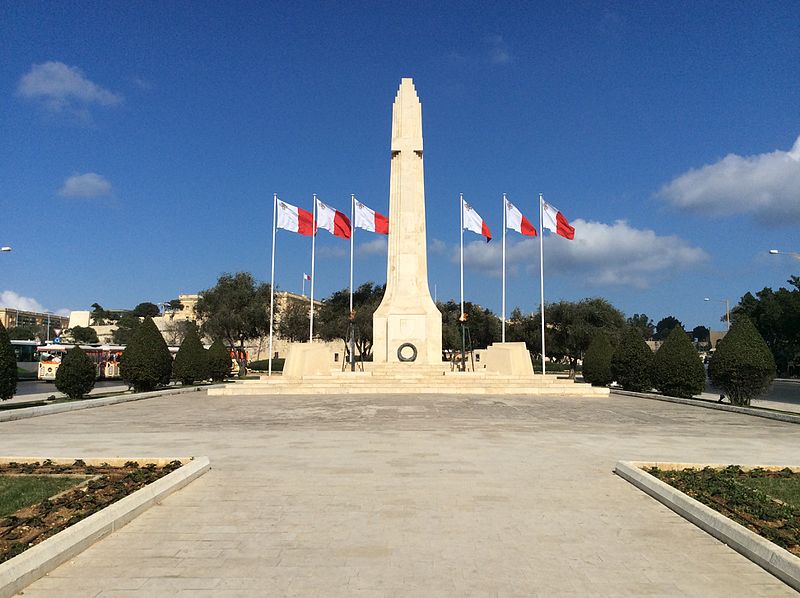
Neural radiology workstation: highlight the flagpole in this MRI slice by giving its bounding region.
[459,193,464,318]
[502,193,507,343]
[310,194,317,342]
[302,275,305,297]
[349,194,355,314]
[539,192,546,376]
[268,193,277,377]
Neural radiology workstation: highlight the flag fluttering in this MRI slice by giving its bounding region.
[303,273,311,281]
[541,201,574,240]
[354,199,389,234]
[276,200,315,236]
[504,198,537,237]
[462,198,492,242]
[316,199,352,239]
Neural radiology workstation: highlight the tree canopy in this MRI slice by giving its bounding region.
[654,316,683,341]
[732,276,800,376]
[195,272,272,348]
[278,300,310,343]
[545,298,625,375]
[316,283,385,359]
[6,326,36,341]
[132,302,161,318]
[0,322,17,401]
[70,326,99,344]
[112,313,142,345]
[627,313,654,340]
[437,300,501,353]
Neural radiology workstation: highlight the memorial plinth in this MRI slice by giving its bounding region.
[372,78,442,366]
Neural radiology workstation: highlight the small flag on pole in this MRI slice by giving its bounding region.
[303,273,311,281]
[316,198,352,239]
[541,201,575,240]
[462,198,492,242]
[504,198,537,237]
[276,200,315,235]
[354,199,389,234]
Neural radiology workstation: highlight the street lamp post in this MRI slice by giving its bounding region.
[769,249,800,261]
[704,297,730,331]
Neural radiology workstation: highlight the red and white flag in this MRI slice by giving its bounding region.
[276,199,314,236]
[462,198,492,242]
[541,201,575,240]
[303,273,311,281]
[316,199,351,239]
[504,198,537,237]
[354,199,389,234]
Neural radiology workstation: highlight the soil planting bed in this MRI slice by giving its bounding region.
[647,465,800,556]
[0,459,183,563]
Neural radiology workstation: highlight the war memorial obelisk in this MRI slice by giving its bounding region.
[372,78,443,366]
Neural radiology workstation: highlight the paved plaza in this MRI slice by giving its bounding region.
[2,391,798,596]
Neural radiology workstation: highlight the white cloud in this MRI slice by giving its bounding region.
[429,238,446,255]
[659,136,800,224]
[486,35,513,65]
[358,237,387,255]
[0,291,46,313]
[317,244,347,258]
[17,61,122,114]
[457,219,708,289]
[58,173,112,198]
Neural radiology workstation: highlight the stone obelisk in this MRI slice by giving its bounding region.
[372,78,442,365]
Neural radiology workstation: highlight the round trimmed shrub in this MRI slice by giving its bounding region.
[207,339,231,382]
[120,317,173,392]
[55,346,96,400]
[652,326,705,398]
[708,316,775,406]
[172,324,210,385]
[0,322,17,401]
[611,326,653,392]
[582,333,614,386]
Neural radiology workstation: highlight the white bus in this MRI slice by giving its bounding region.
[11,340,40,379]
[37,344,126,381]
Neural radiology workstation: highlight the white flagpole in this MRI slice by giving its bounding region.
[350,194,355,313]
[539,193,546,376]
[502,193,507,343]
[460,193,464,318]
[310,194,317,342]
[302,275,305,297]
[268,193,277,377]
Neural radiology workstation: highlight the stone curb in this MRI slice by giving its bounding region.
[0,456,211,598]
[611,389,800,425]
[614,460,800,591]
[0,386,207,423]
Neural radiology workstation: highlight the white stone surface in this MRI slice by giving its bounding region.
[373,78,442,366]
[481,342,535,376]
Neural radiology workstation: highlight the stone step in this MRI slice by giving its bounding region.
[209,384,607,396]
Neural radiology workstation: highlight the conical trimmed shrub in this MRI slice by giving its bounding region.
[652,326,705,398]
[611,326,653,392]
[207,339,231,382]
[172,324,209,385]
[0,322,17,401]
[55,346,97,400]
[120,317,173,392]
[708,316,776,406]
[582,333,614,386]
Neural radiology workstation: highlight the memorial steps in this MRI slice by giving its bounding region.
[207,367,609,397]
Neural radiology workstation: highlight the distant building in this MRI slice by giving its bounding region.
[0,308,70,338]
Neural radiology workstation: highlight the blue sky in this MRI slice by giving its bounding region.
[2,1,799,332]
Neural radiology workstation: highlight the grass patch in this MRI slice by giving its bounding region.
[737,475,800,508]
[0,475,87,517]
[647,466,800,556]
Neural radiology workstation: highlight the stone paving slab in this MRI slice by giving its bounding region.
[1,392,797,596]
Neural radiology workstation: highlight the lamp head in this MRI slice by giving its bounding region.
[769,249,779,254]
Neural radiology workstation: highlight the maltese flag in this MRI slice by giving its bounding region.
[354,199,389,234]
[316,199,352,239]
[505,197,537,237]
[462,198,492,242]
[276,200,314,236]
[542,200,575,240]
[303,273,311,281]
